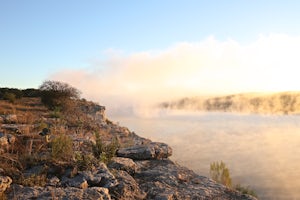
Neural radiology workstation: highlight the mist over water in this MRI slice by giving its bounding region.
[110,111,300,200]
[49,34,300,199]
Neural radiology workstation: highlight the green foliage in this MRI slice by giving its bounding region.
[210,161,258,198]
[37,122,48,131]
[210,161,232,187]
[3,92,16,103]
[51,134,74,162]
[50,107,62,118]
[0,88,23,99]
[39,80,80,110]
[92,132,120,163]
[0,88,40,99]
[75,152,96,170]
[235,184,258,198]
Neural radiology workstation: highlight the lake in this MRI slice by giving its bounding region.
[110,111,300,200]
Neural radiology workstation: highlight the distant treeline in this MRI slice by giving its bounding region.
[0,88,41,99]
[160,92,300,115]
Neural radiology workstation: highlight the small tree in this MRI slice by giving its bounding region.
[210,161,232,187]
[39,80,80,110]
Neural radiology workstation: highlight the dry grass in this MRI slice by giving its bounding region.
[0,97,48,126]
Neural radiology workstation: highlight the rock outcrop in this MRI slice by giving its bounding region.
[117,142,172,160]
[5,146,256,200]
[0,133,16,152]
[0,97,258,200]
[108,157,137,175]
[7,185,111,200]
[134,159,255,200]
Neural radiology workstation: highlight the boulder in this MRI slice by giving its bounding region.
[117,142,172,160]
[108,157,137,175]
[47,176,60,187]
[110,170,146,200]
[0,176,12,193]
[7,185,111,200]
[80,163,118,188]
[0,136,8,147]
[61,174,88,189]
[0,133,15,152]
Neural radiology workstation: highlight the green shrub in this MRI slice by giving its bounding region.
[75,152,96,170]
[210,161,232,187]
[235,184,258,198]
[92,132,119,163]
[3,92,16,104]
[51,134,73,162]
[50,106,62,118]
[210,161,258,198]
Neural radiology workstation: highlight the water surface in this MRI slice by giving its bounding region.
[110,112,300,200]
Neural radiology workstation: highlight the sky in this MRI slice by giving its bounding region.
[2,0,300,109]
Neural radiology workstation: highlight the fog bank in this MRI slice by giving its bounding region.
[51,34,300,116]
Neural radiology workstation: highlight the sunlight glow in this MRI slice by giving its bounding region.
[52,33,300,106]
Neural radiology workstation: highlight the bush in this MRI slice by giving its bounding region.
[3,92,16,103]
[51,134,73,162]
[92,132,119,163]
[75,152,96,170]
[39,80,80,110]
[210,161,232,187]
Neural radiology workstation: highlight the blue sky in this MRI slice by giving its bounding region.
[1,1,300,95]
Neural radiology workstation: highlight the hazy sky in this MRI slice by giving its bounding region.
[2,1,300,105]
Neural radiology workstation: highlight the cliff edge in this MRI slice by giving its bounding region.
[0,96,257,200]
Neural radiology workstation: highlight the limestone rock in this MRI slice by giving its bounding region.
[134,159,257,200]
[108,157,137,175]
[0,133,15,152]
[110,170,146,200]
[8,185,111,200]
[0,135,8,147]
[61,174,88,189]
[0,176,12,193]
[80,163,118,188]
[117,142,172,160]
[47,176,60,187]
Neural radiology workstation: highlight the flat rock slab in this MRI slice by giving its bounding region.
[7,185,111,200]
[117,142,172,160]
[134,159,257,200]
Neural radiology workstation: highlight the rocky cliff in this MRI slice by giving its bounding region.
[0,97,257,200]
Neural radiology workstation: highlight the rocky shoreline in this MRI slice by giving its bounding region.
[0,98,257,200]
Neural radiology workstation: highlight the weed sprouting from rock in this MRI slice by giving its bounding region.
[210,161,232,187]
[92,131,120,164]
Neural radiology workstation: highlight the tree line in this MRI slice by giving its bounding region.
[0,81,81,111]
